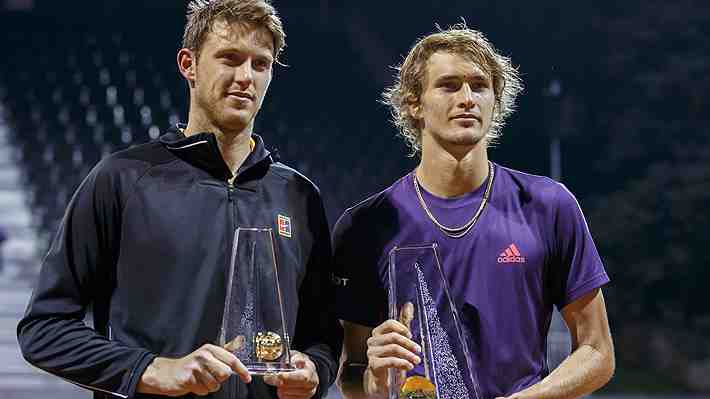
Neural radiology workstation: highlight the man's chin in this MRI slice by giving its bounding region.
[425,128,487,153]
[446,131,485,147]
[220,112,254,132]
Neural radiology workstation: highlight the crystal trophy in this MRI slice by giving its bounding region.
[388,244,480,399]
[219,227,294,374]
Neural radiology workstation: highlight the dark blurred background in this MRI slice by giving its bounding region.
[0,0,708,397]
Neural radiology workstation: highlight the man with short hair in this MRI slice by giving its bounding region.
[18,1,340,398]
[334,24,614,399]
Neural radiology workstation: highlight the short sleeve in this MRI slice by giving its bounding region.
[550,183,610,309]
[331,210,388,327]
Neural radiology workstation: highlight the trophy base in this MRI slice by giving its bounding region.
[247,362,297,375]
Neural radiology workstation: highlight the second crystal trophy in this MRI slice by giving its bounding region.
[219,227,294,375]
[388,244,480,399]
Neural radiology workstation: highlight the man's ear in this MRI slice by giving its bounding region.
[177,48,197,88]
[409,100,422,120]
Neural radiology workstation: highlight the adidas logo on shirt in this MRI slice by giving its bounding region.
[497,243,526,264]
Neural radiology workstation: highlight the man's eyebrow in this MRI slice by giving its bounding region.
[440,73,490,83]
[214,47,274,61]
[434,74,462,82]
[258,53,275,62]
[468,71,491,83]
[213,46,241,55]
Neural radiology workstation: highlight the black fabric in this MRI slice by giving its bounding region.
[17,125,341,399]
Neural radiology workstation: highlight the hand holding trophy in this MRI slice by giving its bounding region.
[365,304,423,398]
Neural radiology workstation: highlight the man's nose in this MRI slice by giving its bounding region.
[458,84,476,110]
[235,61,253,90]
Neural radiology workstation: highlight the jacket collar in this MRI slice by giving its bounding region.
[159,124,278,184]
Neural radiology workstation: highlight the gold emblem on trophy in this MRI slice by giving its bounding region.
[254,331,283,361]
[400,375,436,399]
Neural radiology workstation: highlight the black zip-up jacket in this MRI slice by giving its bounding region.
[17,127,342,399]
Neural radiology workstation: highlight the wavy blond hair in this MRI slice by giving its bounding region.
[382,23,523,155]
[182,0,286,63]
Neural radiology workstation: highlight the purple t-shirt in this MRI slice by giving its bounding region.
[332,163,609,399]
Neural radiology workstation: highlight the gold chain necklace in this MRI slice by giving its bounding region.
[413,162,495,239]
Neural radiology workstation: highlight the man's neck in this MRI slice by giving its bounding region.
[416,134,490,198]
[184,114,254,179]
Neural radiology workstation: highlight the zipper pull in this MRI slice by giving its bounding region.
[227,182,235,202]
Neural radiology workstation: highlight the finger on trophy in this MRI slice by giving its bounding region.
[224,335,246,353]
[394,302,416,390]
[399,302,415,330]
[397,303,435,399]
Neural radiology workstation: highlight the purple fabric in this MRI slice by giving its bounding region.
[332,163,609,399]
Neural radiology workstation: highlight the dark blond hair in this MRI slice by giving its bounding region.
[383,23,523,154]
[182,0,286,62]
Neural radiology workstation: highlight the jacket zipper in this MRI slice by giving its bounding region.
[227,176,235,200]
[226,179,239,399]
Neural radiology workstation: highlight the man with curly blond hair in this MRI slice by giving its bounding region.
[18,1,340,399]
[333,24,615,399]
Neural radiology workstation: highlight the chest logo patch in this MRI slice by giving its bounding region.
[277,214,292,238]
[498,243,526,264]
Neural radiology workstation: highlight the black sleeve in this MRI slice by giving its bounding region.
[292,187,343,399]
[17,162,156,398]
[331,210,388,328]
